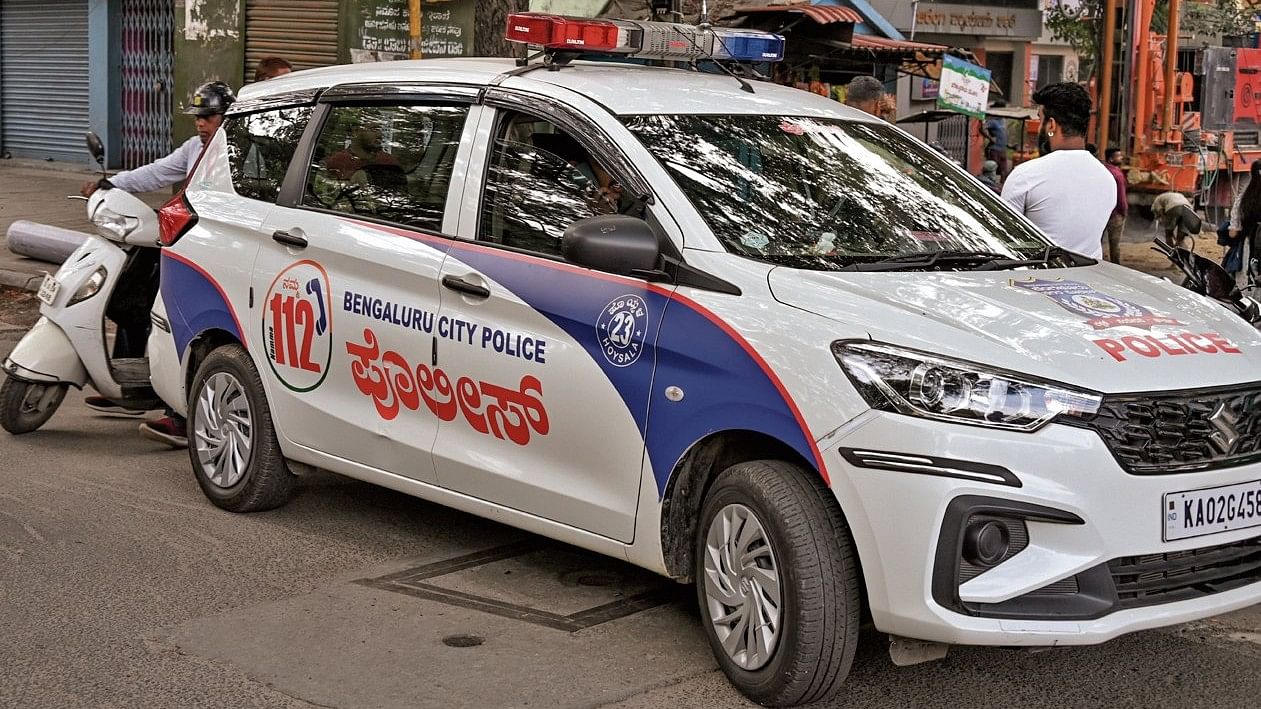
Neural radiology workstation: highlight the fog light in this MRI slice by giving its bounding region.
[962,519,1010,567]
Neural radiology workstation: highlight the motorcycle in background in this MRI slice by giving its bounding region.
[1154,238,1261,328]
[0,133,164,433]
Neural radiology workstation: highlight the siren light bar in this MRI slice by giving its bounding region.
[504,13,785,63]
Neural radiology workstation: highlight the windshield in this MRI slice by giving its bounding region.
[623,115,1056,271]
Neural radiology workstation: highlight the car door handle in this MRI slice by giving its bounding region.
[272,229,308,248]
[441,275,490,299]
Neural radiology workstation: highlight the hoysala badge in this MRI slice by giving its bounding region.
[597,294,648,367]
[1011,278,1182,330]
[263,260,333,391]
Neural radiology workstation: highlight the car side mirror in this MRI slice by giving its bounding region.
[562,214,662,278]
[84,132,105,167]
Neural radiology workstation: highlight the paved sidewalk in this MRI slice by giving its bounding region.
[0,159,168,290]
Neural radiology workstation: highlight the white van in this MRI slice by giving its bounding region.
[146,15,1261,706]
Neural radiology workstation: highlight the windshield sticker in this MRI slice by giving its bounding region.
[597,295,648,367]
[740,230,771,251]
[346,327,549,444]
[1011,278,1183,330]
[779,121,805,136]
[1093,332,1242,362]
[263,260,333,392]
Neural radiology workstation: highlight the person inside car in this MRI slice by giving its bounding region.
[79,81,237,448]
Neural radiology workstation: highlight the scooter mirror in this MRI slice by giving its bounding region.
[84,132,105,167]
[1193,251,1240,300]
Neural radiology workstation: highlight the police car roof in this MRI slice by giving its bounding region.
[238,57,874,120]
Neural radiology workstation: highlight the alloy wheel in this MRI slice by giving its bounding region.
[702,502,783,671]
[193,372,253,488]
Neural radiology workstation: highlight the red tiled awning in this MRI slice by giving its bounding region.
[850,34,947,54]
[732,4,864,24]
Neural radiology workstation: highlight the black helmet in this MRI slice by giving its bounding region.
[184,81,236,117]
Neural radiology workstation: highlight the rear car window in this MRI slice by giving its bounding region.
[302,103,469,232]
[225,106,312,203]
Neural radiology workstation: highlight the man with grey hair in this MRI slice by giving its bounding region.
[844,75,885,116]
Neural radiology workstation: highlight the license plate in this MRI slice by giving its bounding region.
[36,274,60,305]
[1164,479,1261,541]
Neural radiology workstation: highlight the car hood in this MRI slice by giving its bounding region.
[767,263,1261,393]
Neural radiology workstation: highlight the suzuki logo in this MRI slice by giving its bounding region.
[1208,401,1243,454]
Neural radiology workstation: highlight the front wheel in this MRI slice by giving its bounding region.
[696,460,861,707]
[0,377,67,434]
[187,345,294,512]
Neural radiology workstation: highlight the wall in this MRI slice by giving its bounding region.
[173,0,243,144]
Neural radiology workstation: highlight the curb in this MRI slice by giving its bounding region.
[0,268,43,292]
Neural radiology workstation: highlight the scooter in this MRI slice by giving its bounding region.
[1154,238,1261,328]
[0,133,163,434]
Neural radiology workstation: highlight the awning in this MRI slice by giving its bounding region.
[730,4,864,24]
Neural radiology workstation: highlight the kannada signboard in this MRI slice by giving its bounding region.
[347,0,475,63]
[937,55,991,119]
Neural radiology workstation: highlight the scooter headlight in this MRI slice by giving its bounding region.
[833,342,1101,432]
[93,205,139,240]
[69,266,107,305]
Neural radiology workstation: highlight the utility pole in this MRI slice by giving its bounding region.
[1097,0,1119,157]
[410,0,424,60]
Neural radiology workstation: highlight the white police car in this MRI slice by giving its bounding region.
[147,13,1261,706]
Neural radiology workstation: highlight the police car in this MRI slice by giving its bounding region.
[147,13,1261,706]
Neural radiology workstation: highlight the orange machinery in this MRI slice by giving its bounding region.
[1119,0,1261,211]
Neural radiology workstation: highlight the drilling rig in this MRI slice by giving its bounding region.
[1097,0,1261,219]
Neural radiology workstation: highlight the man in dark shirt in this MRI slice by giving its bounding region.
[1102,147,1128,264]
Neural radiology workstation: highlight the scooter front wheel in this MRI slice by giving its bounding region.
[0,376,67,434]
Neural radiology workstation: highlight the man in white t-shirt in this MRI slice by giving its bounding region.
[1001,82,1115,259]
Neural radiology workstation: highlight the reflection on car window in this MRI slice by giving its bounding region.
[479,113,640,257]
[623,115,1049,270]
[226,107,312,202]
[303,103,468,231]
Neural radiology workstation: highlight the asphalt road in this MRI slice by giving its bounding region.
[3,288,1261,708]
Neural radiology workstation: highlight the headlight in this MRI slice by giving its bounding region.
[69,266,107,305]
[93,205,139,240]
[833,342,1101,431]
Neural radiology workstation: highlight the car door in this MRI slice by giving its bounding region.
[252,87,479,483]
[429,97,666,542]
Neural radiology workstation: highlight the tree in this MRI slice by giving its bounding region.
[1045,0,1260,83]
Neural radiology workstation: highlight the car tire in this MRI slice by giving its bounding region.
[187,344,294,512]
[0,377,67,434]
[695,460,861,707]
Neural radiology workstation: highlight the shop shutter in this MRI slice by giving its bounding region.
[245,0,340,81]
[0,0,91,162]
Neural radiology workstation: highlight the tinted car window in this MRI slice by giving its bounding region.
[303,103,468,232]
[479,113,640,257]
[225,106,312,202]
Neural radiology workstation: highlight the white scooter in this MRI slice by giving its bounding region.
[0,134,164,433]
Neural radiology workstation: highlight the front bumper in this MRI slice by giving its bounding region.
[824,411,1261,646]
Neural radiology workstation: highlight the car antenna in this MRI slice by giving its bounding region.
[671,26,756,94]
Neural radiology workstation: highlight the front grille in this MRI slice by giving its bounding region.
[1109,537,1261,609]
[1078,383,1261,473]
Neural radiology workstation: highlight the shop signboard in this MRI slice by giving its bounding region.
[937,55,991,119]
[348,0,475,62]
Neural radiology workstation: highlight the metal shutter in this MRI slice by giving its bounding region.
[245,0,339,81]
[0,0,90,162]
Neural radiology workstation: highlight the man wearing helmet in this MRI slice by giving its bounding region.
[78,82,236,447]
[81,81,235,197]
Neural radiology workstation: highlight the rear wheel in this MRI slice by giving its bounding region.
[696,460,861,707]
[187,345,294,511]
[0,377,67,434]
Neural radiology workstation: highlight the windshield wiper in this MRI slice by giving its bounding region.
[836,250,1011,272]
[972,245,1096,271]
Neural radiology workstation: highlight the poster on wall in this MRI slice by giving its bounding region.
[351,0,475,63]
[937,55,991,119]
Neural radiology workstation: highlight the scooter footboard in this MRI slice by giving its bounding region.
[3,317,89,386]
